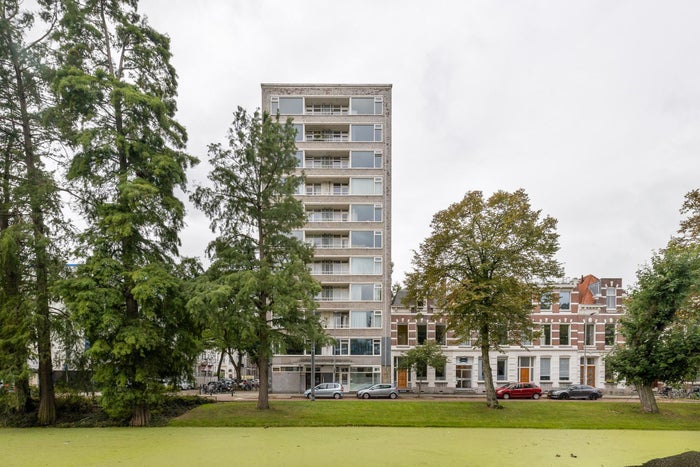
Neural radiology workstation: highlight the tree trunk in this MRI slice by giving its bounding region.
[416,378,422,398]
[216,349,225,379]
[130,404,150,427]
[9,30,55,425]
[637,384,659,413]
[256,353,270,410]
[481,343,499,409]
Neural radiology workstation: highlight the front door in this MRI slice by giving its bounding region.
[519,368,530,383]
[397,368,408,390]
[580,364,596,385]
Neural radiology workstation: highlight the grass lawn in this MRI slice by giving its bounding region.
[2,427,698,466]
[169,399,700,430]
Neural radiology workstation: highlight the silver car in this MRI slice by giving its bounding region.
[356,383,399,399]
[547,384,603,400]
[304,382,344,399]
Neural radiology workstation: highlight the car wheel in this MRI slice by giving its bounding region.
[502,393,510,399]
[362,393,370,399]
[334,393,342,399]
[390,392,398,399]
[532,393,540,400]
[589,393,598,400]
[305,394,311,399]
[561,393,569,400]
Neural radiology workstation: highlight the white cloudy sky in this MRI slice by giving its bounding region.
[138,0,700,289]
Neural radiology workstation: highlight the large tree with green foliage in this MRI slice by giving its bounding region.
[405,189,561,408]
[191,107,322,410]
[52,0,199,426]
[606,192,700,413]
[0,0,65,424]
[398,340,447,397]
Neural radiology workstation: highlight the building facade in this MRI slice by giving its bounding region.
[391,275,626,393]
[261,84,393,393]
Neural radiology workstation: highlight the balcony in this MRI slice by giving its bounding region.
[305,104,349,116]
[306,129,349,142]
[309,262,350,275]
[307,210,349,223]
[305,156,350,169]
[306,236,350,249]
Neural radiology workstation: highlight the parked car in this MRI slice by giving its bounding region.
[496,382,542,399]
[304,382,344,399]
[356,383,399,399]
[547,384,603,400]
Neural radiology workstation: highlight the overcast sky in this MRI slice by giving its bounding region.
[138,0,700,289]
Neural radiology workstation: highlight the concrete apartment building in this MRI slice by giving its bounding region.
[261,84,393,393]
[391,275,626,393]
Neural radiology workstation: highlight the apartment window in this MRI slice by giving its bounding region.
[540,357,551,381]
[559,357,570,380]
[559,324,570,346]
[271,96,303,115]
[606,287,617,310]
[351,124,383,142]
[292,123,303,142]
[542,324,552,345]
[558,292,571,311]
[350,338,381,356]
[350,97,377,115]
[351,204,382,222]
[350,177,382,195]
[585,323,595,346]
[290,230,303,241]
[397,324,408,345]
[350,283,381,301]
[334,339,349,355]
[334,312,349,329]
[540,293,552,311]
[374,96,383,115]
[350,310,381,328]
[294,151,303,168]
[350,230,382,248]
[350,150,382,169]
[435,324,446,345]
[417,324,427,344]
[350,257,381,275]
[605,323,615,346]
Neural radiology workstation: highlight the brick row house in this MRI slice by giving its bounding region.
[391,275,626,393]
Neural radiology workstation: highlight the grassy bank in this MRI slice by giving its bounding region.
[169,399,700,430]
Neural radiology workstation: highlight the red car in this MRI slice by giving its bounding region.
[496,382,542,399]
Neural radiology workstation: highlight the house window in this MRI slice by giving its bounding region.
[559,357,570,380]
[558,292,571,311]
[589,281,600,297]
[585,323,595,346]
[417,324,427,345]
[559,324,570,346]
[606,287,617,310]
[397,324,408,345]
[540,357,551,381]
[416,363,427,380]
[435,362,446,381]
[540,293,552,311]
[435,324,446,345]
[542,324,552,345]
[496,357,508,382]
[605,323,615,346]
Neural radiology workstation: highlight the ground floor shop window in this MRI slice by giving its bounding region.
[349,366,380,391]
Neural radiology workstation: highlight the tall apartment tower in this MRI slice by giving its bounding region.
[261,84,392,393]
